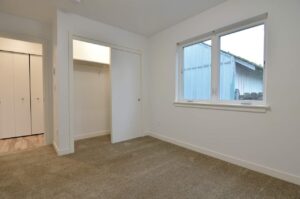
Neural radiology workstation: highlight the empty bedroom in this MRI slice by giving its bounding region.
[0,0,299,198]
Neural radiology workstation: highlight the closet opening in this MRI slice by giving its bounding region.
[70,36,142,154]
[72,39,111,144]
[0,37,46,155]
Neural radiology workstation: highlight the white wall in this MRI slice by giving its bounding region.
[0,11,53,144]
[0,12,51,40]
[73,61,110,140]
[0,37,42,55]
[148,0,300,185]
[73,40,110,65]
[53,10,149,155]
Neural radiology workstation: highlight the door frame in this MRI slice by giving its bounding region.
[0,32,52,145]
[68,33,144,152]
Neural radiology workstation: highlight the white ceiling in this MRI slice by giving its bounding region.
[0,0,226,36]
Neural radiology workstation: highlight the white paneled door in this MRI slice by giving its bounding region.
[0,52,15,139]
[30,55,45,135]
[110,49,142,143]
[0,52,31,139]
[13,53,31,137]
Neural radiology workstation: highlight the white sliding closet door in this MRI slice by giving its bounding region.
[0,52,15,139]
[30,55,45,134]
[13,53,31,137]
[111,49,142,143]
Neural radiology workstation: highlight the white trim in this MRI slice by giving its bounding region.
[177,13,268,46]
[72,35,142,56]
[149,132,300,186]
[52,141,59,154]
[52,141,73,156]
[74,131,110,141]
[174,101,269,113]
[211,34,219,102]
[68,32,75,154]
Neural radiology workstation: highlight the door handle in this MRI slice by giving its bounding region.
[138,98,141,102]
[21,97,25,101]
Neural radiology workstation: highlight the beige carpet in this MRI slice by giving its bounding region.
[0,135,299,199]
[0,134,44,155]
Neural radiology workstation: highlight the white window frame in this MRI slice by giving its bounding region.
[175,14,270,112]
[178,36,213,102]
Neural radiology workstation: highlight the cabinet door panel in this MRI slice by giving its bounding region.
[0,52,15,139]
[13,54,31,137]
[30,55,45,134]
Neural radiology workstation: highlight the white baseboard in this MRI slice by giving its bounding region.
[74,130,110,141]
[52,141,74,156]
[52,141,59,154]
[149,132,300,186]
[52,131,109,156]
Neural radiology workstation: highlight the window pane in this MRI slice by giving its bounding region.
[183,40,211,100]
[219,25,264,101]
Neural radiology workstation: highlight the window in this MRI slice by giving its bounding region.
[177,16,267,108]
[182,40,212,100]
[220,25,265,101]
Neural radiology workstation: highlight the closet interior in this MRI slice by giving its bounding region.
[73,39,111,140]
[0,37,45,140]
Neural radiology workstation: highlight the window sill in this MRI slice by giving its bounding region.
[174,101,270,113]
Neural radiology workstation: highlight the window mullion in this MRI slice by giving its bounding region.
[211,34,220,103]
[178,46,184,101]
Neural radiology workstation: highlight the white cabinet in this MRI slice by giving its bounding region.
[30,55,45,135]
[0,52,44,139]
